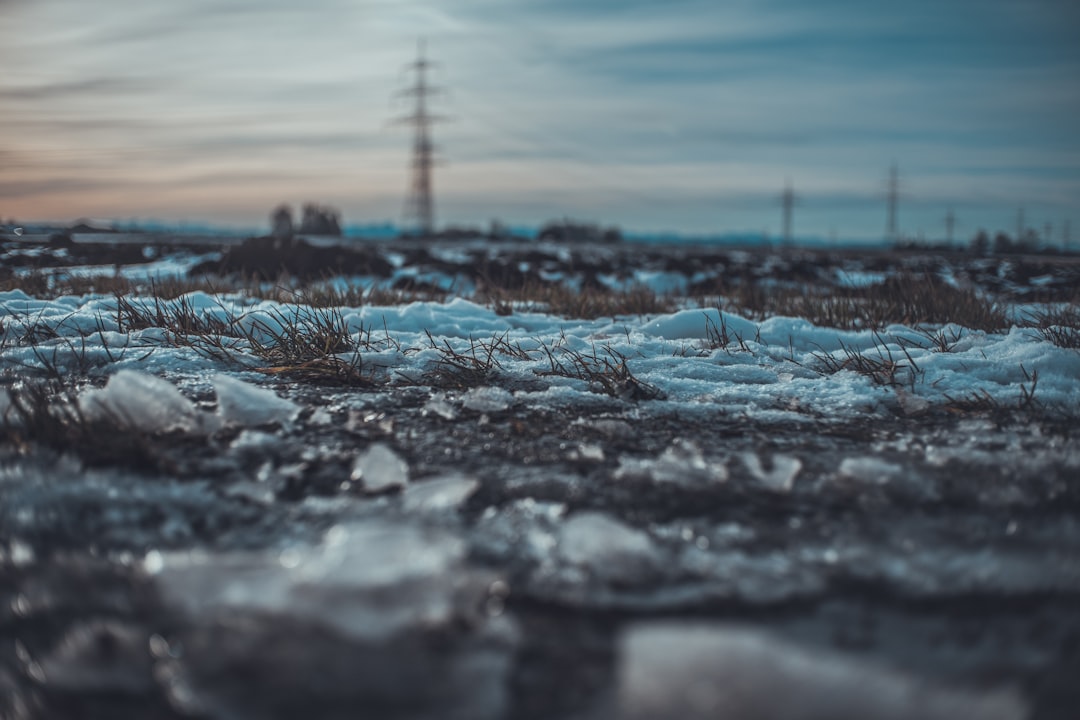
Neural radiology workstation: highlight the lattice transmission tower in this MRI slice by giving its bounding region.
[393,40,446,237]
[885,163,900,242]
[779,178,797,245]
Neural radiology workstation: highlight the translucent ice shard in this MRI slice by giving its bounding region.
[558,512,659,584]
[351,443,409,493]
[212,373,299,427]
[80,370,202,433]
[461,386,513,413]
[616,622,1026,720]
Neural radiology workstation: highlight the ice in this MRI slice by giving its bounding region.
[614,439,728,486]
[350,442,409,493]
[558,512,659,584]
[423,392,459,420]
[402,473,479,513]
[838,456,904,484]
[615,622,1026,720]
[154,521,516,720]
[79,369,203,433]
[741,452,802,492]
[157,521,479,640]
[38,621,153,694]
[211,373,299,427]
[461,386,513,413]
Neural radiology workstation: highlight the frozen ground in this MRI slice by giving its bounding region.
[1,242,1079,719]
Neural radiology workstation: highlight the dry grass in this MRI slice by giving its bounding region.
[535,340,664,400]
[1,382,182,471]
[482,283,676,320]
[1021,305,1080,349]
[708,273,1008,331]
[810,333,921,390]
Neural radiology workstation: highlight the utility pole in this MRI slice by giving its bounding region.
[1015,207,1025,243]
[1065,220,1072,252]
[885,163,899,243]
[944,208,956,245]
[393,39,446,237]
[780,178,796,245]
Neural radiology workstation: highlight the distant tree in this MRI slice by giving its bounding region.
[298,203,342,236]
[271,204,294,241]
[969,230,990,256]
[538,219,621,244]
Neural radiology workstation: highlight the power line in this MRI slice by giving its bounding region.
[392,39,447,237]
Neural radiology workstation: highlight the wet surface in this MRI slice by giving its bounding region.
[2,240,1079,718]
[2,388,1078,719]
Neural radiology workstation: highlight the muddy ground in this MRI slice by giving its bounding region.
[2,238,1079,719]
[2,388,1079,719]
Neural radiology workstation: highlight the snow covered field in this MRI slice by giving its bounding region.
[1,241,1079,719]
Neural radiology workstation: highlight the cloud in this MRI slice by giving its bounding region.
[0,78,149,101]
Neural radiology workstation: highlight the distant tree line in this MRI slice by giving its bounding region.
[271,203,342,240]
[537,220,622,244]
[968,229,1049,256]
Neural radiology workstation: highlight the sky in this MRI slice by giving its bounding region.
[1,0,1078,243]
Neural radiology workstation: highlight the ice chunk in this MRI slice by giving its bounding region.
[423,392,459,420]
[212,373,299,427]
[615,439,727,486]
[741,453,802,492]
[153,521,516,720]
[461,386,513,413]
[402,473,479,513]
[38,621,153,694]
[838,456,903,484]
[157,521,477,640]
[558,512,658,583]
[80,370,202,433]
[616,623,1025,720]
[351,442,409,493]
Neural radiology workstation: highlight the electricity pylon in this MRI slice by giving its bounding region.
[393,39,446,237]
[944,208,957,245]
[885,163,900,242]
[779,178,797,245]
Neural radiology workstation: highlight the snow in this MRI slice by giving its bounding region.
[4,289,1079,422]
